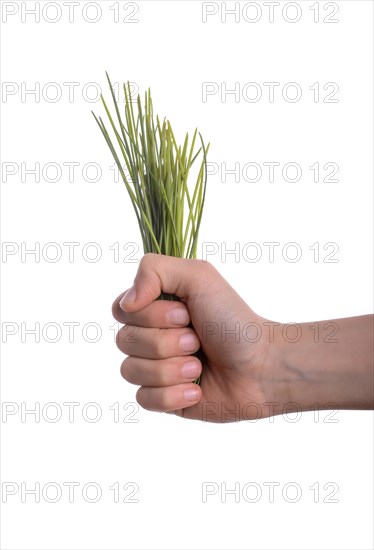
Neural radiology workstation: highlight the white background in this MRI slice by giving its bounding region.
[1,1,373,549]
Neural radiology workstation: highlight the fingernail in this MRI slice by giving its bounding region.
[181,361,200,379]
[179,333,198,352]
[168,307,189,325]
[119,286,136,310]
[184,387,200,402]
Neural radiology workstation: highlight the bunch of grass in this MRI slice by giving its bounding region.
[92,73,210,384]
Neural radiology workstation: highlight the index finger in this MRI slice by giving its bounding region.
[112,292,191,328]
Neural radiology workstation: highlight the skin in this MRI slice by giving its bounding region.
[112,253,374,422]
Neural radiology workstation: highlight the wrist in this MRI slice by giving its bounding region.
[259,319,317,417]
[260,315,374,415]
[260,325,295,417]
[252,318,296,417]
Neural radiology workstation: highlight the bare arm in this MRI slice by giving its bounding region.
[266,314,374,414]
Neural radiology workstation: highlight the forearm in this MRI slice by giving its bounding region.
[265,315,374,413]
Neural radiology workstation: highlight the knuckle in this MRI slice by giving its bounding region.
[155,329,169,358]
[159,390,173,411]
[120,357,133,382]
[112,300,121,321]
[136,387,153,411]
[194,258,218,292]
[142,276,160,301]
[115,329,122,349]
[195,257,211,269]
[200,258,216,275]
[137,255,160,301]
[139,253,157,270]
[135,387,146,409]
[158,360,171,386]
[116,326,132,353]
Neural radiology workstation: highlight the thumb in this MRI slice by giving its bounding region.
[119,253,211,312]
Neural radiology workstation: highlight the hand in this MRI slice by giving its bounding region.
[112,253,276,422]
